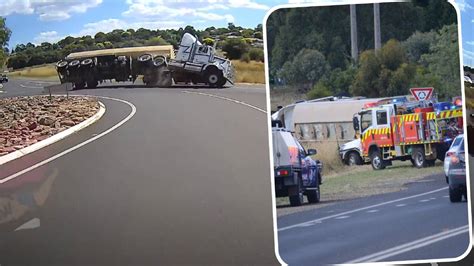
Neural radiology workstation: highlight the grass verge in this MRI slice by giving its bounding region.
[9,64,59,80]
[276,160,444,216]
[232,60,265,84]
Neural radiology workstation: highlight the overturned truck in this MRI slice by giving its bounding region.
[56,33,235,89]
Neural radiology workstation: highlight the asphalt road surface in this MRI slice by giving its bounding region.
[277,173,471,265]
[0,79,278,265]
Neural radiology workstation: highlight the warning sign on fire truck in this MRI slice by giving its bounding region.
[410,87,434,101]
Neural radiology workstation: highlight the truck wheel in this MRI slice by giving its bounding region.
[289,177,304,207]
[86,80,98,89]
[81,58,93,66]
[73,82,85,90]
[370,150,386,170]
[69,60,80,68]
[346,152,362,166]
[157,67,172,88]
[307,178,320,204]
[216,77,227,88]
[206,68,223,88]
[138,54,152,62]
[412,147,426,168]
[56,60,68,69]
[449,187,462,202]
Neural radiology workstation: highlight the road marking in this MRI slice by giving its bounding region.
[395,204,406,207]
[182,90,267,113]
[278,187,447,232]
[344,225,469,263]
[443,195,449,198]
[430,197,436,200]
[419,199,430,202]
[0,96,136,184]
[366,209,379,213]
[14,218,40,231]
[335,216,350,219]
[20,84,43,89]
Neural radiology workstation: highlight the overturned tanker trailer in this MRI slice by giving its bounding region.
[56,33,235,89]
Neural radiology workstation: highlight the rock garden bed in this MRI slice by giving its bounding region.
[0,96,100,156]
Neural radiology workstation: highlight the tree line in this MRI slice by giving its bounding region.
[6,23,264,70]
[267,0,461,100]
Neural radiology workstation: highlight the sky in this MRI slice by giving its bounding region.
[0,0,472,67]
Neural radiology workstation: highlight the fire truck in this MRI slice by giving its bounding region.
[351,97,463,170]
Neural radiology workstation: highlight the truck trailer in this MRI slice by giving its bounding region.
[56,33,235,89]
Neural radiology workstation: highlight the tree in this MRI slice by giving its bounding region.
[402,30,437,63]
[279,49,329,90]
[144,36,169,46]
[222,38,249,60]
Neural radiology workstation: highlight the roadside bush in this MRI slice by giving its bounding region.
[240,53,250,63]
[248,48,264,62]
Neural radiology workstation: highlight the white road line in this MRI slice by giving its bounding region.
[14,218,40,231]
[396,204,406,207]
[344,225,469,264]
[335,216,350,219]
[182,90,267,113]
[278,187,447,232]
[419,199,430,202]
[20,84,43,89]
[366,210,379,213]
[0,96,136,184]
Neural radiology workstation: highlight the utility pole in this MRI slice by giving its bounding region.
[350,5,358,62]
[374,3,381,50]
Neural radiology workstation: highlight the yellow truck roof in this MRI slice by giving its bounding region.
[66,45,175,60]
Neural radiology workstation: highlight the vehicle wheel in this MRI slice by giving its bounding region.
[412,147,426,168]
[307,180,320,204]
[289,177,304,207]
[73,82,85,90]
[346,152,362,166]
[215,77,227,88]
[449,187,462,202]
[56,60,68,69]
[81,58,93,66]
[157,67,172,88]
[370,150,386,170]
[206,68,223,88]
[86,80,98,88]
[138,54,152,62]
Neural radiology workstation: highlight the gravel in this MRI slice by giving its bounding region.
[0,96,99,156]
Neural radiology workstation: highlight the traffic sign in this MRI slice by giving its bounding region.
[410,87,434,101]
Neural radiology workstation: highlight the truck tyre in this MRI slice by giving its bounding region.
[449,187,462,202]
[86,80,98,89]
[138,54,152,62]
[56,60,68,69]
[205,68,223,88]
[346,152,362,166]
[157,67,172,88]
[289,176,304,206]
[307,176,321,204]
[73,82,85,90]
[69,60,80,68]
[370,150,386,170]
[81,58,93,66]
[412,147,426,168]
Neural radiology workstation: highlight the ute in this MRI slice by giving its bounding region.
[272,120,323,206]
[349,96,463,170]
[56,33,234,89]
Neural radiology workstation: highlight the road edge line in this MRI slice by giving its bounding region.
[182,90,267,113]
[278,187,447,232]
[0,100,106,166]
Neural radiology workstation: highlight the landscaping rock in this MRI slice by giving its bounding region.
[0,95,99,157]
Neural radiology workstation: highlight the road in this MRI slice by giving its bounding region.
[0,79,279,265]
[277,173,471,265]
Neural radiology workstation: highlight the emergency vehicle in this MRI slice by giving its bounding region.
[351,95,463,170]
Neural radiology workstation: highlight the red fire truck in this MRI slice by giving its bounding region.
[352,98,463,170]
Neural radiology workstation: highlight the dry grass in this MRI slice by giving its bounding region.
[232,60,265,84]
[303,141,346,175]
[9,64,59,80]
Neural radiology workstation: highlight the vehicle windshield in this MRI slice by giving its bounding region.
[360,111,372,132]
[451,136,463,149]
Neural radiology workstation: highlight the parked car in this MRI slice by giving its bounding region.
[444,134,466,202]
[272,121,323,206]
[0,74,8,83]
